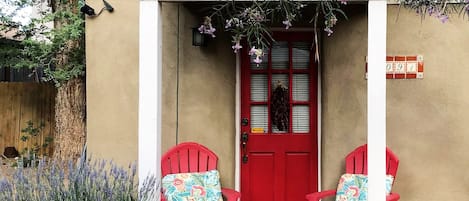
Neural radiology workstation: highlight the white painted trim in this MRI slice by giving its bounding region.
[234,53,241,191]
[138,0,161,198]
[367,1,387,201]
[317,55,322,192]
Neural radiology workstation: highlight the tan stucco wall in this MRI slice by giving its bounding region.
[322,5,469,201]
[85,1,236,187]
[161,3,237,188]
[86,0,139,166]
[85,2,469,199]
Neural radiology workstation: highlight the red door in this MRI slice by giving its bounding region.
[240,32,318,201]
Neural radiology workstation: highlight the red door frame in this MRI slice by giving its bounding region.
[240,32,318,201]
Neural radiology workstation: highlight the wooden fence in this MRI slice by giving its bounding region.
[0,82,56,157]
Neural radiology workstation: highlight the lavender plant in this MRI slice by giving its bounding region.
[0,154,158,201]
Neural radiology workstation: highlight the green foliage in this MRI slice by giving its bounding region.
[20,120,52,156]
[1,0,85,87]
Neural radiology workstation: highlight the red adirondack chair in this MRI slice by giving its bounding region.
[305,144,400,201]
[161,142,241,201]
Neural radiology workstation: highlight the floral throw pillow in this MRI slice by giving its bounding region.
[335,173,394,201]
[162,170,223,201]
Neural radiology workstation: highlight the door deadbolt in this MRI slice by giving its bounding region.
[242,118,249,126]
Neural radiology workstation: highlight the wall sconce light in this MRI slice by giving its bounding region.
[192,28,207,47]
[80,0,114,17]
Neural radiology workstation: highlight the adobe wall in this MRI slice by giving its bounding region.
[84,2,469,198]
[86,1,139,166]
[86,1,237,187]
[322,5,469,200]
[161,3,237,188]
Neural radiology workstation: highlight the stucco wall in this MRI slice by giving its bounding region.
[161,3,237,188]
[322,5,469,201]
[86,1,139,166]
[85,2,469,199]
[85,1,236,187]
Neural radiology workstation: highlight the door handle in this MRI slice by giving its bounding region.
[241,132,249,163]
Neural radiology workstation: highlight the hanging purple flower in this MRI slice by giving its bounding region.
[249,46,257,56]
[437,13,449,23]
[232,42,242,53]
[249,46,264,66]
[199,16,216,38]
[427,7,435,16]
[324,27,334,36]
[283,19,292,29]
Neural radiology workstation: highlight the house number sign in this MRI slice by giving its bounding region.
[366,55,424,79]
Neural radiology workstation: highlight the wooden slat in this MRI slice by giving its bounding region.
[0,82,55,157]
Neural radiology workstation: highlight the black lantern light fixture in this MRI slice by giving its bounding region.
[192,28,207,47]
[80,0,114,17]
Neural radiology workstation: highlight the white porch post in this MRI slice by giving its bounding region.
[139,0,161,197]
[367,1,387,201]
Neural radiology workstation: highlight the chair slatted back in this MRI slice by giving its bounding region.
[345,144,399,177]
[161,142,219,177]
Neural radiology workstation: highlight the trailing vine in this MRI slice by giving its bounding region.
[197,0,348,62]
[197,0,469,64]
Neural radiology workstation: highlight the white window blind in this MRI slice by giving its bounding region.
[251,106,268,133]
[293,74,309,101]
[292,42,310,69]
[272,42,288,70]
[251,74,267,102]
[293,105,309,133]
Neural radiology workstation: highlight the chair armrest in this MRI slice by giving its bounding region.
[386,193,400,201]
[222,188,241,201]
[305,189,337,201]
